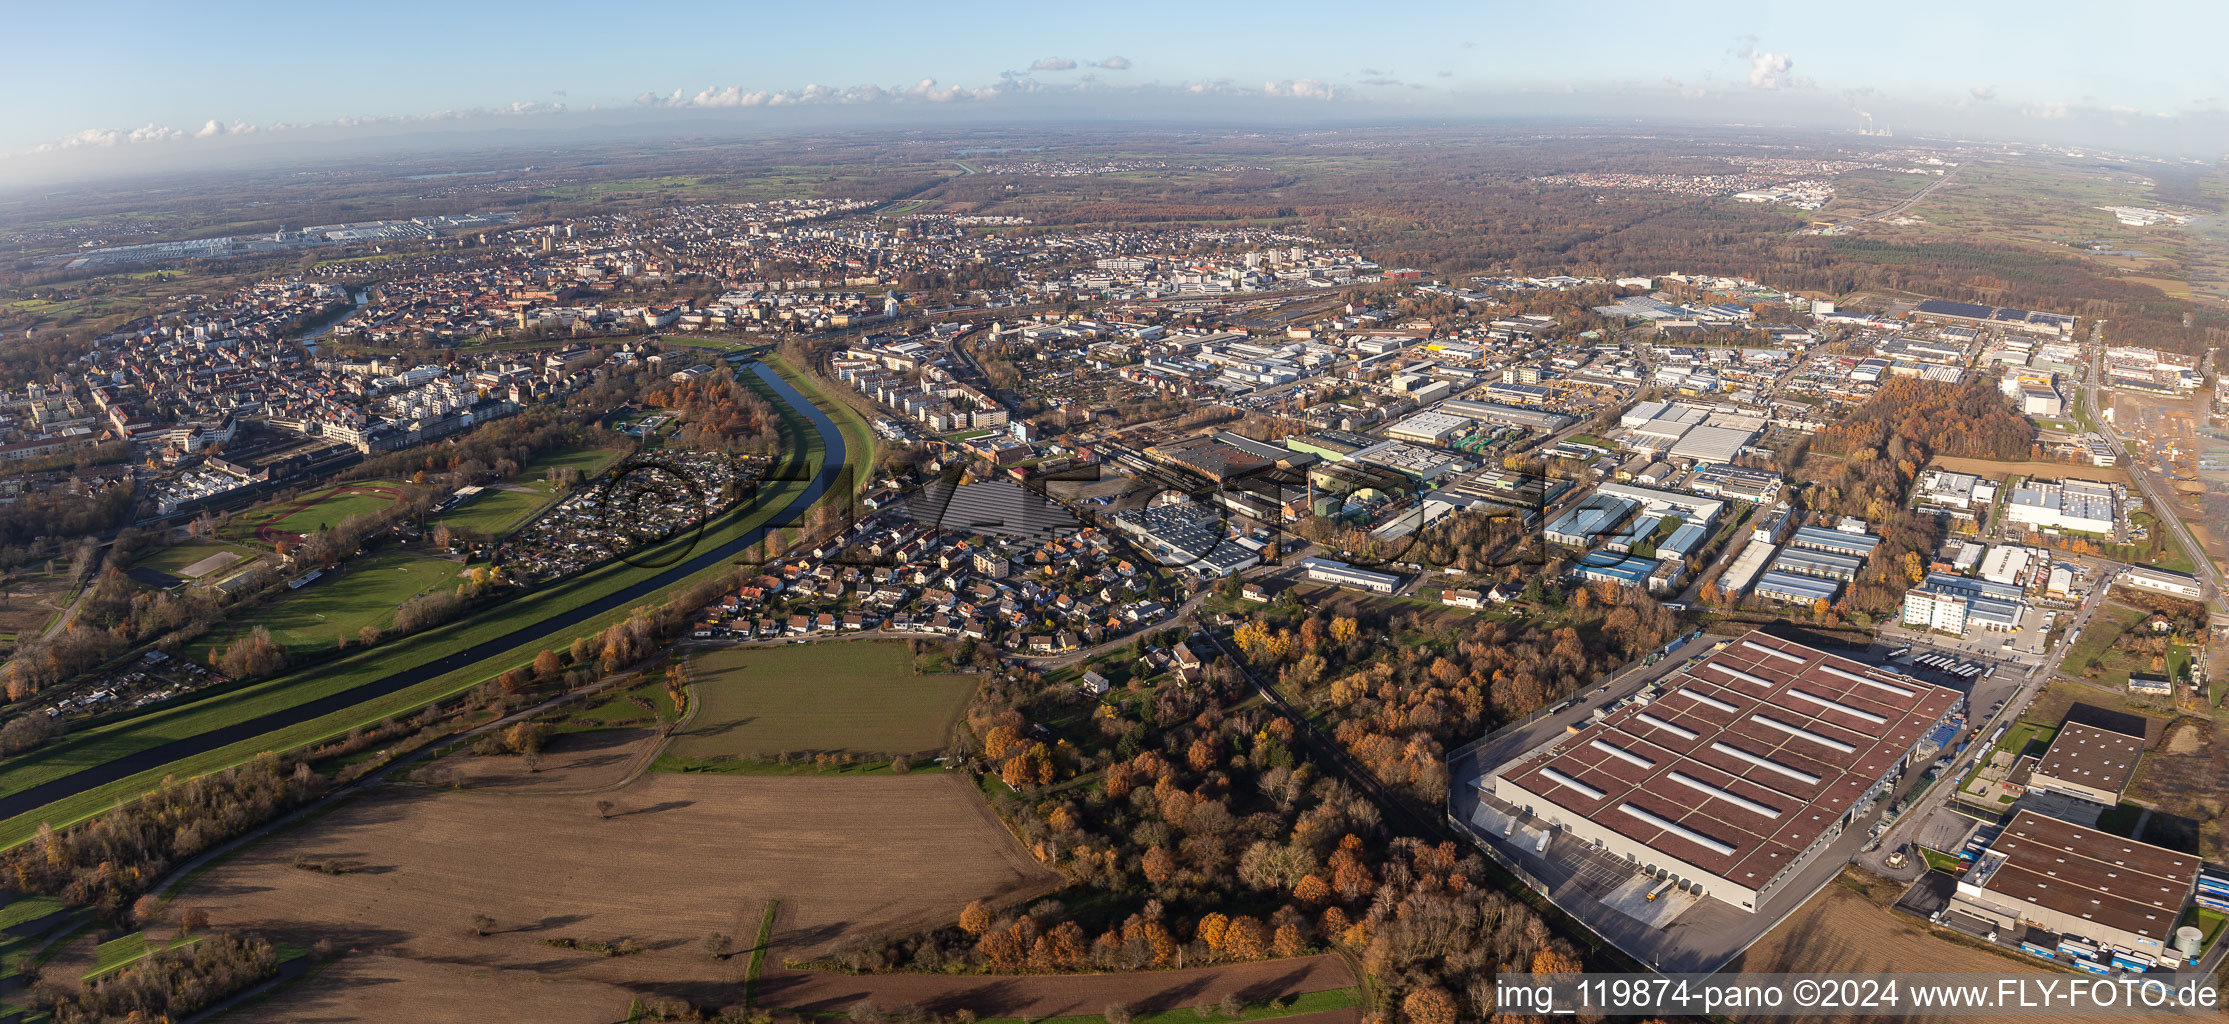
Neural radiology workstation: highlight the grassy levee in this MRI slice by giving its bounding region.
[0,364,837,849]
[761,352,875,495]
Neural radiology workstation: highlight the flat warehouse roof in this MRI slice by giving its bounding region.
[1499,631,1958,893]
[2032,722,2141,797]
[1970,809,2197,944]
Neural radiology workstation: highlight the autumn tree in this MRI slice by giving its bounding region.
[1401,986,1457,1024]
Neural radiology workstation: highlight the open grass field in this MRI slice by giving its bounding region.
[668,642,978,761]
[443,727,657,791]
[198,549,465,656]
[436,446,623,537]
[2126,716,2223,857]
[0,569,77,638]
[555,676,679,733]
[0,361,835,849]
[177,773,1062,1022]
[2061,600,2154,689]
[1727,882,2116,1024]
[1877,159,2194,264]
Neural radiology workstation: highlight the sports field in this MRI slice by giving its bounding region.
[240,483,405,541]
[667,642,978,760]
[200,549,465,654]
[436,446,622,537]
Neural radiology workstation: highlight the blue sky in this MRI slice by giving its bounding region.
[7,0,2228,173]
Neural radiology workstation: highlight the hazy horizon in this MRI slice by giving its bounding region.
[9,0,2229,189]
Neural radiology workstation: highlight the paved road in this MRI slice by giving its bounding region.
[0,361,848,824]
[1857,569,2122,875]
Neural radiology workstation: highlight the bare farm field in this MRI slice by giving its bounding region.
[180,773,1061,1021]
[755,954,1358,1020]
[223,953,628,1024]
[1728,883,2123,1024]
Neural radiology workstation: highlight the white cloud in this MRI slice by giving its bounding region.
[1970,85,1996,102]
[1734,35,1809,91]
[1263,78,1337,100]
[34,122,186,151]
[2025,101,2070,119]
[1747,50,1799,90]
[1030,57,1077,71]
[1095,56,1131,70]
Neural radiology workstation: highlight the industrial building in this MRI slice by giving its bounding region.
[2005,479,2116,535]
[1110,502,1262,577]
[1438,399,1575,433]
[1386,410,1473,445]
[1351,439,1466,483]
[2123,567,2204,602]
[1594,482,1725,528]
[1753,569,1841,605]
[1770,546,1866,582]
[1718,538,1778,596]
[1912,299,2077,338]
[1786,525,1881,561]
[1903,572,2027,634]
[1949,810,2196,964]
[1489,632,1963,912]
[1283,430,1379,462]
[1544,492,1639,547]
[1573,550,1676,592]
[2025,722,2141,807]
[1913,470,1997,513]
[1298,556,1400,595]
[1685,463,1781,503]
[1667,425,1754,463]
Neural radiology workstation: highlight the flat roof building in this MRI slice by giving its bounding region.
[1298,556,1400,595]
[1667,424,1755,463]
[1489,631,1962,912]
[1787,525,1882,560]
[1545,493,1638,548]
[1438,399,1574,432]
[1950,809,2196,961]
[2123,567,2203,602]
[1594,482,1725,528]
[1386,410,1472,445]
[1771,546,1866,582]
[1754,569,1840,605]
[1718,538,1777,597]
[2006,479,2116,535]
[2027,722,2142,807]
